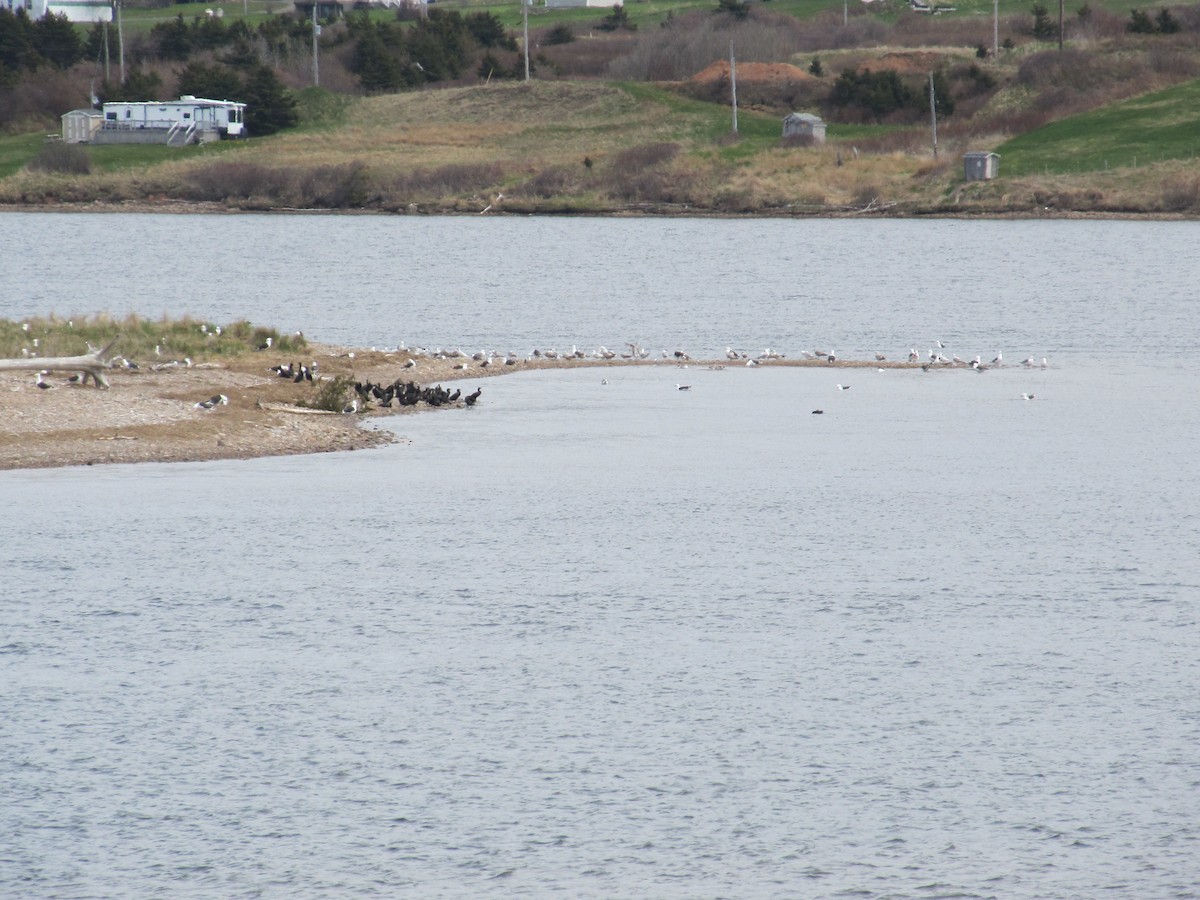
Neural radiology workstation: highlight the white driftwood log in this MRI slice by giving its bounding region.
[0,337,120,388]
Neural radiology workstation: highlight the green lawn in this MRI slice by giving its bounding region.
[997,77,1200,175]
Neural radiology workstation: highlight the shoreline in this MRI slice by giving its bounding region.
[0,200,1189,221]
[0,347,931,472]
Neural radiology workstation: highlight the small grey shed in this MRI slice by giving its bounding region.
[963,151,1000,181]
[782,112,826,144]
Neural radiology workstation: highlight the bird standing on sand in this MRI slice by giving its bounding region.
[35,371,51,390]
[194,394,228,410]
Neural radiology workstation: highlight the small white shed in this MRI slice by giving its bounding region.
[964,151,1000,180]
[62,109,104,144]
[782,112,826,144]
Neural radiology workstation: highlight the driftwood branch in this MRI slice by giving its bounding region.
[0,337,120,388]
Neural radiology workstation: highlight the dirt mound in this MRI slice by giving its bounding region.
[680,61,822,113]
[689,60,817,88]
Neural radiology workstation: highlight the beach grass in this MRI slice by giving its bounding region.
[0,315,308,363]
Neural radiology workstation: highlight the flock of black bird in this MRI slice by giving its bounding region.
[351,377,481,410]
[270,362,482,412]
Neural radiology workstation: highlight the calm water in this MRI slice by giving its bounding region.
[2,213,1199,898]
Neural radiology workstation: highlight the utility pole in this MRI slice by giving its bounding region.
[993,0,999,57]
[311,3,320,86]
[929,71,938,159]
[730,41,738,134]
[102,19,109,83]
[116,0,125,85]
[522,0,530,82]
[843,0,848,26]
[1058,0,1064,50]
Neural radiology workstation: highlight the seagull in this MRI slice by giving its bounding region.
[837,383,850,390]
[601,378,609,385]
[1021,393,1035,400]
[676,383,691,391]
[35,370,52,390]
[908,349,919,362]
[256,337,273,351]
[194,394,228,409]
[1021,356,1036,367]
[726,346,740,360]
[991,350,1003,366]
[746,358,760,367]
[811,409,824,414]
[403,359,417,368]
[875,352,886,361]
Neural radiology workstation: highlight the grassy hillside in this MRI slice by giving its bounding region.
[2,74,1199,216]
[997,78,1200,175]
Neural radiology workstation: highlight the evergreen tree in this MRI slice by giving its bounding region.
[152,14,192,61]
[102,68,164,102]
[0,7,39,73]
[1032,3,1058,40]
[1126,8,1155,31]
[33,12,82,69]
[177,60,243,100]
[927,68,955,117]
[240,64,297,135]
[1155,7,1180,32]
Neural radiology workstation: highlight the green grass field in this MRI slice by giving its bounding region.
[997,78,1200,175]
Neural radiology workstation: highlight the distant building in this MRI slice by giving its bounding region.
[782,112,826,144]
[2,0,111,22]
[82,96,247,146]
[963,151,1001,180]
[545,0,622,6]
[61,109,104,144]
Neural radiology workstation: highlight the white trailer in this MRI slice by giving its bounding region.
[97,96,247,145]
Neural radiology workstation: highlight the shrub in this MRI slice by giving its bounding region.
[1127,8,1155,32]
[828,68,916,122]
[543,23,575,45]
[717,0,750,20]
[29,141,91,175]
[301,375,355,412]
[611,142,681,171]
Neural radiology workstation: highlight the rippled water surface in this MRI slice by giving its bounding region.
[2,214,1199,898]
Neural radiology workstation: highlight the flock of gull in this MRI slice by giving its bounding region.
[382,341,1051,373]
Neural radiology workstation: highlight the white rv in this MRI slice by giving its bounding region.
[97,96,246,144]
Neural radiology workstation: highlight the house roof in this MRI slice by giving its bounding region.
[785,112,825,124]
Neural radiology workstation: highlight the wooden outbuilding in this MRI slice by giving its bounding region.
[61,109,104,144]
[963,151,1001,180]
[782,112,826,144]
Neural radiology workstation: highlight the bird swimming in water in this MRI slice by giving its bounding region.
[464,387,482,407]
[837,383,850,390]
[676,384,691,391]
